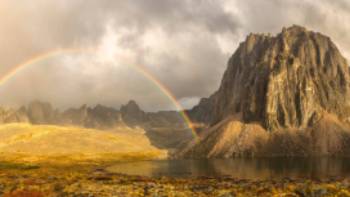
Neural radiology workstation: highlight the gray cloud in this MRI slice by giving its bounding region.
[0,0,349,111]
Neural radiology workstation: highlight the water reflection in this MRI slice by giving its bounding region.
[106,158,350,179]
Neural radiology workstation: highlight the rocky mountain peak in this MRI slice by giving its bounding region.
[120,100,147,126]
[194,25,350,131]
[122,100,141,111]
[79,104,88,110]
[180,25,350,158]
[282,24,307,33]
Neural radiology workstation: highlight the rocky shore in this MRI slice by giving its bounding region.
[1,162,350,197]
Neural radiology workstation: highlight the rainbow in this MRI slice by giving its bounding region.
[0,48,199,141]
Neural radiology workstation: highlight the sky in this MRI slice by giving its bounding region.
[0,0,349,111]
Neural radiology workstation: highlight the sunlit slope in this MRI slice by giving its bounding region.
[0,123,167,161]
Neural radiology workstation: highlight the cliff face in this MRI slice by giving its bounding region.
[180,25,350,158]
[187,93,216,125]
[200,25,350,130]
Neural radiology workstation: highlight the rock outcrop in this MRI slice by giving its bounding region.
[213,25,350,130]
[181,25,350,158]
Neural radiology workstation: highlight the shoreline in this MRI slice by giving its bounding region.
[0,162,350,196]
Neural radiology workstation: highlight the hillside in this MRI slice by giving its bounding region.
[0,123,167,162]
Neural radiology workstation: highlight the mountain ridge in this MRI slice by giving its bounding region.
[0,100,189,130]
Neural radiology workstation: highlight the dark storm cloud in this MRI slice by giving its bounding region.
[0,0,349,110]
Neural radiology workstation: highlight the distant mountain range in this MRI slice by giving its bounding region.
[181,25,350,157]
[0,100,193,152]
[0,100,186,129]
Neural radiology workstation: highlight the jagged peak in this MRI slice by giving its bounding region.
[93,104,107,110]
[79,104,88,110]
[126,100,139,106]
[121,100,142,111]
[92,104,117,114]
[244,25,317,42]
[282,24,307,33]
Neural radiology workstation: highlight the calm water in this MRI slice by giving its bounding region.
[106,158,350,179]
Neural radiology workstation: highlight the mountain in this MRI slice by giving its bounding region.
[120,100,148,127]
[181,25,350,158]
[0,107,29,123]
[61,104,126,129]
[26,101,59,124]
[119,100,194,150]
[0,100,189,129]
[187,94,216,125]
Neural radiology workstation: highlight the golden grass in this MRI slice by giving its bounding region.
[0,123,167,163]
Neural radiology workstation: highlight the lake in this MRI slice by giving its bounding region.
[106,158,350,180]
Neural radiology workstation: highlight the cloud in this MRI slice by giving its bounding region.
[0,0,349,111]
